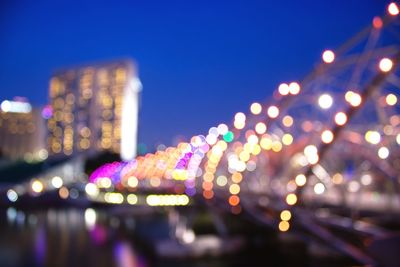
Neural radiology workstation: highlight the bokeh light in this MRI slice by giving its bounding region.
[318,94,333,109]
[322,50,335,63]
[379,58,393,72]
[388,2,399,15]
[334,112,347,126]
[250,102,262,115]
[267,106,279,118]
[286,193,297,205]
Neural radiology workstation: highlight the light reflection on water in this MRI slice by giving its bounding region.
[0,207,146,267]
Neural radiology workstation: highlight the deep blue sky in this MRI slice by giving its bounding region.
[0,0,387,149]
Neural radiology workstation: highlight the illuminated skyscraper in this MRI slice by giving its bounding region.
[47,60,141,160]
[0,99,47,161]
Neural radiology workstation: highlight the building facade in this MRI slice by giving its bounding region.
[47,60,141,161]
[0,100,47,161]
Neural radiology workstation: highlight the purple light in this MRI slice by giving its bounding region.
[89,225,107,245]
[175,152,193,169]
[35,226,46,265]
[120,160,138,178]
[89,161,123,184]
[185,179,195,188]
[114,241,143,267]
[185,187,196,196]
[41,105,53,119]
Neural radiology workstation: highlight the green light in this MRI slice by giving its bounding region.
[223,131,234,142]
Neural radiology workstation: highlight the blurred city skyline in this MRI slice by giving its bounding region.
[0,2,399,266]
[0,0,386,148]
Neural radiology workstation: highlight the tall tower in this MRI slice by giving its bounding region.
[47,59,141,160]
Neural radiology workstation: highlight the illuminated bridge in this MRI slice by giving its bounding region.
[4,3,400,266]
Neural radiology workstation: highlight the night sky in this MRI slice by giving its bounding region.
[0,0,386,150]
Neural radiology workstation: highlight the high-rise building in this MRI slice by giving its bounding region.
[0,99,47,161]
[47,60,141,160]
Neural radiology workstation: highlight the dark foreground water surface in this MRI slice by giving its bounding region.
[0,205,359,267]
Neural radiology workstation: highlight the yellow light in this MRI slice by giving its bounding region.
[318,94,333,109]
[234,120,245,130]
[172,169,188,180]
[229,184,241,195]
[32,180,44,193]
[271,141,282,152]
[345,91,362,107]
[282,115,293,127]
[397,134,400,145]
[241,144,249,156]
[345,91,353,102]
[386,94,397,106]
[289,82,300,95]
[217,140,228,151]
[388,2,399,15]
[286,193,297,205]
[127,194,138,205]
[146,194,189,206]
[239,151,250,162]
[278,83,290,95]
[98,177,112,188]
[378,147,389,159]
[365,130,381,144]
[251,144,261,155]
[203,172,214,182]
[321,130,334,143]
[280,210,292,221]
[104,192,124,204]
[260,137,272,150]
[334,112,347,126]
[279,220,290,232]
[85,183,99,197]
[255,122,267,134]
[178,195,190,205]
[295,174,307,186]
[127,176,139,187]
[379,58,393,72]
[267,106,279,118]
[282,133,293,145]
[146,195,160,206]
[322,50,335,63]
[250,102,262,115]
